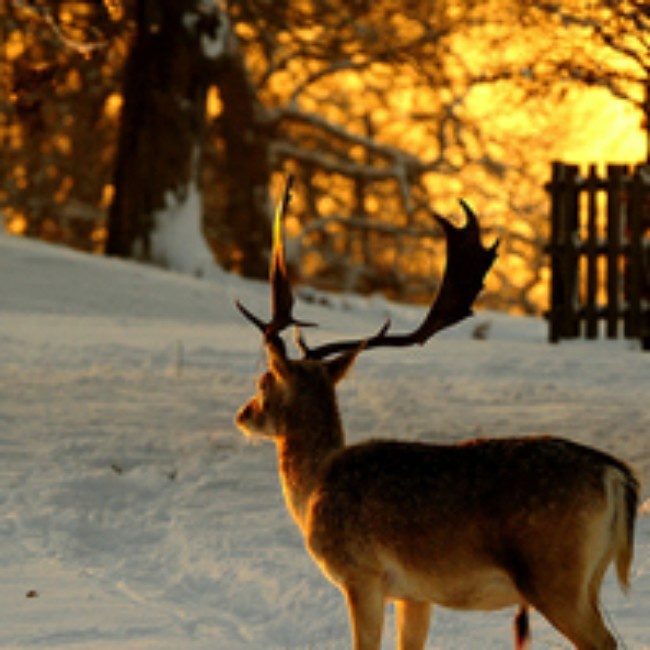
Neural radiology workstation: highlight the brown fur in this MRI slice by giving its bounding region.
[236,345,639,650]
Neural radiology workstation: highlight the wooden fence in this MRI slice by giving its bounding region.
[547,162,650,349]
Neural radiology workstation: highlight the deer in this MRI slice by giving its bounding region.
[234,177,639,650]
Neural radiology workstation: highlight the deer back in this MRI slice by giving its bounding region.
[305,436,638,605]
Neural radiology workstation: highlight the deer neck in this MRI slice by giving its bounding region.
[276,412,345,529]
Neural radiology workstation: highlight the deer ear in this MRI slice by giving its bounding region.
[267,338,292,381]
[325,344,364,384]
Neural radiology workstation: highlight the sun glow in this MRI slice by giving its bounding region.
[259,9,646,311]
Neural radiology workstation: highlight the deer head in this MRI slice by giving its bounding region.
[236,174,497,526]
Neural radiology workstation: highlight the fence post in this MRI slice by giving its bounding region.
[549,162,561,343]
[626,167,644,339]
[585,165,599,339]
[606,165,624,338]
[549,162,580,342]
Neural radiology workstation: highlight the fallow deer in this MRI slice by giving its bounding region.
[235,177,639,650]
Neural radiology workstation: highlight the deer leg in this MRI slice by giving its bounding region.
[518,547,617,650]
[538,599,617,650]
[344,580,385,650]
[522,582,616,650]
[395,599,432,650]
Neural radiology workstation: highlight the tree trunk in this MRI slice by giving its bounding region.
[212,43,272,278]
[106,0,225,275]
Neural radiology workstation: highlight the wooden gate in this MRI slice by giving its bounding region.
[547,162,650,349]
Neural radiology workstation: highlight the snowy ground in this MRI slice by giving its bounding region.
[0,232,648,649]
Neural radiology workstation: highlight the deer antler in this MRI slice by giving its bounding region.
[236,175,314,348]
[237,179,498,358]
[299,200,498,359]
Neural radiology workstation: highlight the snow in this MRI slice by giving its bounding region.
[149,181,216,277]
[0,231,648,649]
[182,5,229,61]
[200,10,228,60]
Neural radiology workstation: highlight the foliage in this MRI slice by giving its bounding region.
[1,0,647,312]
[1,0,130,249]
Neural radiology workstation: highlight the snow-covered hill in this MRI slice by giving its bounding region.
[1,233,648,649]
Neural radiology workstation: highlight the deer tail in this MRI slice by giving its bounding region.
[514,605,530,650]
[610,464,639,592]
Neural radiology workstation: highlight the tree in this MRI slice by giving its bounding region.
[1,0,124,248]
[220,0,516,300]
[229,0,648,306]
[106,0,226,276]
[205,22,273,278]
[536,0,650,159]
